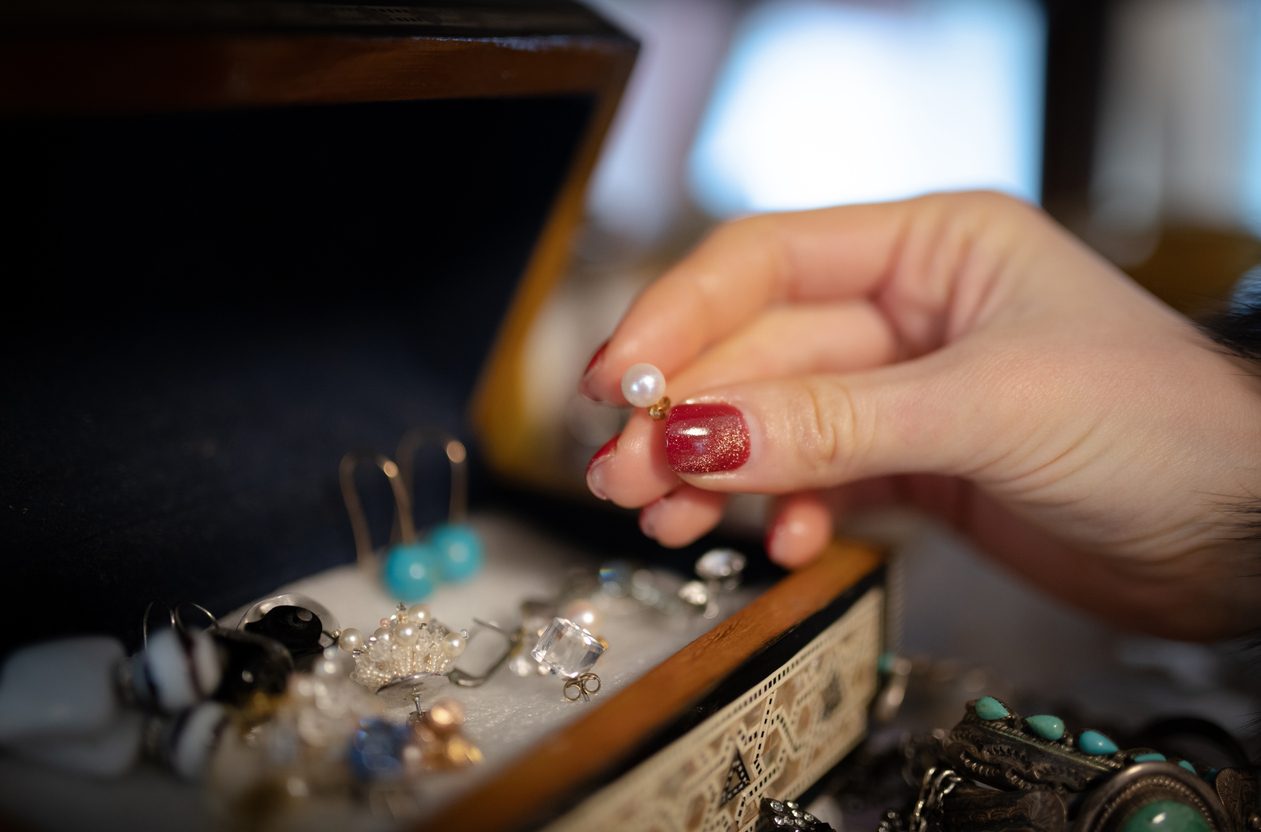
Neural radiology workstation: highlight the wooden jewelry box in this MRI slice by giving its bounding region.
[0,3,888,829]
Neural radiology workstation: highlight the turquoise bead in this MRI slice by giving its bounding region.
[878,651,896,675]
[1119,800,1209,831]
[1025,715,1065,741]
[429,524,484,583]
[382,543,440,602]
[1177,760,1196,775]
[1133,752,1167,762]
[974,696,1009,721]
[1079,730,1119,755]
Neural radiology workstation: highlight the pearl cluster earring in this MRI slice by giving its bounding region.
[621,362,671,420]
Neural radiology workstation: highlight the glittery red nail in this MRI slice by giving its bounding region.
[665,403,750,474]
[586,435,618,500]
[587,435,618,473]
[582,340,609,380]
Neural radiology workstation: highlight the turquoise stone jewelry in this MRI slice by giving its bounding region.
[395,429,484,585]
[339,452,441,602]
[340,433,485,602]
[873,695,1249,832]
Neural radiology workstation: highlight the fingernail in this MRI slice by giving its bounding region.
[579,339,610,398]
[665,403,750,474]
[639,498,664,540]
[586,435,618,500]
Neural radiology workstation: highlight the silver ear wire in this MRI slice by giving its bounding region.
[338,451,417,568]
[395,428,468,527]
[173,602,218,634]
[141,600,176,650]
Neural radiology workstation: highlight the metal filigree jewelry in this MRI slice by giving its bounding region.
[877,696,1254,832]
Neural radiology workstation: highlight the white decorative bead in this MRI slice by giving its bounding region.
[367,639,390,662]
[395,624,419,645]
[10,710,144,777]
[338,627,363,652]
[129,629,223,713]
[559,600,603,634]
[407,604,431,624]
[164,702,229,780]
[372,627,392,646]
[0,636,124,742]
[620,363,666,408]
[441,634,466,658]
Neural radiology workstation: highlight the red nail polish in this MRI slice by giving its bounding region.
[587,435,618,473]
[665,403,750,474]
[582,340,609,380]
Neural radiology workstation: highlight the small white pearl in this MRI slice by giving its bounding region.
[407,604,431,625]
[338,627,363,652]
[395,624,419,645]
[621,363,666,408]
[441,634,466,658]
[560,600,603,633]
[372,627,392,645]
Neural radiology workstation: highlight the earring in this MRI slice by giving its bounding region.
[340,452,442,602]
[395,428,484,585]
[621,363,670,420]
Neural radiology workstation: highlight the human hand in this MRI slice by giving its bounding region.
[579,192,1261,641]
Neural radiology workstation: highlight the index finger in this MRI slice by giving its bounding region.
[581,199,911,404]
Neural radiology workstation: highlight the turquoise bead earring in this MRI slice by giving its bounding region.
[340,452,441,602]
[395,428,484,585]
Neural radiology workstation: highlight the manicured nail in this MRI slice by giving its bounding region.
[639,498,664,540]
[665,403,750,474]
[579,339,610,398]
[586,435,618,500]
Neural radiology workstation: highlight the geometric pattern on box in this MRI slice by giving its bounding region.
[546,587,883,832]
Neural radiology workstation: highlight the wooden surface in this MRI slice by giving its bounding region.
[419,540,885,832]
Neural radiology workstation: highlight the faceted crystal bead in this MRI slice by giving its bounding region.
[696,548,746,588]
[530,618,605,678]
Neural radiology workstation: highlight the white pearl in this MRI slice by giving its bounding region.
[441,634,466,658]
[337,627,363,652]
[406,604,431,625]
[620,363,666,408]
[395,624,419,645]
[372,627,392,645]
[560,600,603,633]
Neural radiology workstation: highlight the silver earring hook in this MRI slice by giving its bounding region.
[173,602,218,634]
[339,451,417,568]
[395,428,468,526]
[141,600,176,650]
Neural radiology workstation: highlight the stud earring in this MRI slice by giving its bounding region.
[621,363,670,420]
[340,452,441,603]
[394,428,484,585]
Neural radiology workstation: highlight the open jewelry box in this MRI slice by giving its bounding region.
[0,3,888,830]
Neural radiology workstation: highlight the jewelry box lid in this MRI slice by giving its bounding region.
[0,1,637,654]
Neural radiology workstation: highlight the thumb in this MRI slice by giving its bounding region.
[664,357,980,492]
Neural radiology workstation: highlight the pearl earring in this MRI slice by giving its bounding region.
[621,362,671,420]
[394,428,484,585]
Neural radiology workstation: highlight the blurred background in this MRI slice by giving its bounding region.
[511,0,1261,746]
[518,0,1261,489]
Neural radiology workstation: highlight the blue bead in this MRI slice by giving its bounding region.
[1177,760,1197,775]
[429,524,484,583]
[877,652,896,675]
[1079,730,1119,755]
[1134,752,1167,762]
[382,542,440,602]
[1025,715,1065,741]
[347,719,410,782]
[974,696,1009,721]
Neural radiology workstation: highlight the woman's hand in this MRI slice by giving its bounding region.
[579,191,1261,641]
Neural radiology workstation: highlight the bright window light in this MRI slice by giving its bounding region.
[688,0,1046,216]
